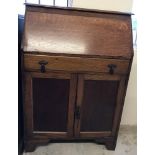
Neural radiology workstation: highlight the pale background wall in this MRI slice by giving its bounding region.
[73,0,137,125]
[73,0,133,12]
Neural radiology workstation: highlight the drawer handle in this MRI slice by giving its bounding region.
[38,60,48,73]
[108,64,117,75]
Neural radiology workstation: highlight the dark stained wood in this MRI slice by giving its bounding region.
[24,54,130,74]
[80,132,111,138]
[24,141,36,152]
[67,74,77,137]
[74,74,84,137]
[84,74,121,81]
[111,76,126,135]
[24,72,77,138]
[23,4,134,152]
[32,78,70,132]
[30,72,70,79]
[75,74,123,138]
[23,73,33,138]
[23,5,133,59]
[111,55,134,143]
[24,139,50,152]
[105,139,117,150]
[24,51,131,60]
[81,80,118,132]
[33,132,68,139]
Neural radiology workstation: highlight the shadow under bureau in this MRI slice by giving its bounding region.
[22,4,134,152]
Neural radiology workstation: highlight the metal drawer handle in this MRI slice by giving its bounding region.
[108,64,117,75]
[38,60,48,73]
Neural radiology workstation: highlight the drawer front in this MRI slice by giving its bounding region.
[24,54,130,74]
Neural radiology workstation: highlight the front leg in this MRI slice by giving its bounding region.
[105,139,116,150]
[24,140,36,152]
[95,137,117,150]
[24,139,50,152]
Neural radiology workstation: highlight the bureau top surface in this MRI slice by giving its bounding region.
[22,4,133,59]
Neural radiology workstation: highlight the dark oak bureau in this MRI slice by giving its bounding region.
[22,4,133,152]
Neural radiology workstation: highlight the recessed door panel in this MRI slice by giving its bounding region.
[81,80,119,132]
[33,78,70,132]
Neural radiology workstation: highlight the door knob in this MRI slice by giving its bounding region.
[38,60,48,73]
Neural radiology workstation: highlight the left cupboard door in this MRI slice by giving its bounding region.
[24,72,77,139]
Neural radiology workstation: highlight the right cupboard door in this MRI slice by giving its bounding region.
[74,74,126,138]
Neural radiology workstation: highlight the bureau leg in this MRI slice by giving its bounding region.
[24,139,50,152]
[95,137,117,150]
[24,141,36,152]
[105,139,116,150]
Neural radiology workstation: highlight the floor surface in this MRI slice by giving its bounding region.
[23,126,136,155]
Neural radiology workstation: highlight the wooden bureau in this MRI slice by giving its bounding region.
[22,4,133,152]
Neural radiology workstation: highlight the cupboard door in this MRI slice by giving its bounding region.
[24,72,77,138]
[74,74,125,138]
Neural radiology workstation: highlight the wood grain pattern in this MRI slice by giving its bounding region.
[30,72,71,79]
[80,132,111,138]
[111,76,126,136]
[74,74,84,137]
[84,74,121,81]
[32,132,68,139]
[23,5,133,59]
[67,74,77,137]
[24,54,130,74]
[23,73,33,138]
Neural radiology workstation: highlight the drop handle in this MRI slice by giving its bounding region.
[108,64,117,75]
[38,60,48,73]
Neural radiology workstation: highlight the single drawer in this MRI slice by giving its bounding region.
[24,54,130,74]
